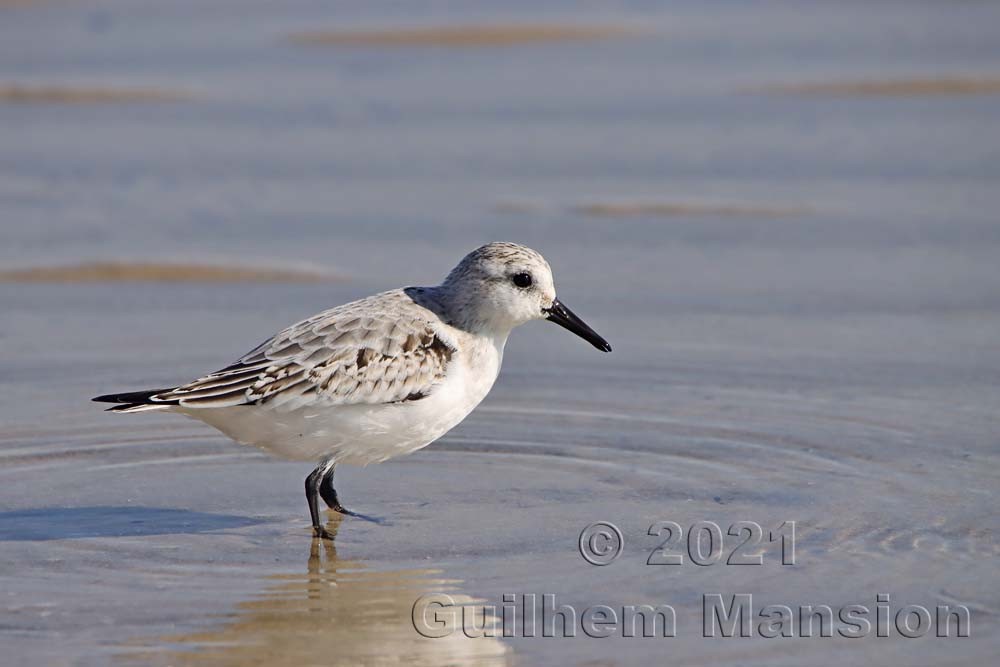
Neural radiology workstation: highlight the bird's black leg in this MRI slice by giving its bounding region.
[319,463,364,518]
[319,463,343,511]
[314,463,386,525]
[305,460,337,540]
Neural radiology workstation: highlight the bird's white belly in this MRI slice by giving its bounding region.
[182,339,502,465]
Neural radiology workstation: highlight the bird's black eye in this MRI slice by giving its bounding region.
[511,272,533,288]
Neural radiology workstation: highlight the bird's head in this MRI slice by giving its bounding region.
[440,242,611,352]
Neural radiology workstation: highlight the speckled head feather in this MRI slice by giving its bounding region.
[443,242,549,284]
[439,242,556,333]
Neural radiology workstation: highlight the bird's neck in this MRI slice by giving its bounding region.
[408,285,515,343]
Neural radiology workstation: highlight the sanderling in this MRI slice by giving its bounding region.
[94,242,611,538]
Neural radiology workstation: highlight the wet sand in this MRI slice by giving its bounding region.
[123,534,509,667]
[0,84,189,104]
[289,24,637,48]
[1,1,999,666]
[0,261,341,283]
[749,76,1000,97]
[572,201,810,218]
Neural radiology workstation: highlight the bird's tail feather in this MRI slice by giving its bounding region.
[104,402,172,413]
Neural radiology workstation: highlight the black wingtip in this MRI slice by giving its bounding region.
[92,388,177,404]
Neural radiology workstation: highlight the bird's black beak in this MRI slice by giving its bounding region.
[544,298,612,352]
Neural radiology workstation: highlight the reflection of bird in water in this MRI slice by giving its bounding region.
[94,243,610,538]
[131,517,509,667]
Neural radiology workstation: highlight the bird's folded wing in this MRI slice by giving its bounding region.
[149,298,455,409]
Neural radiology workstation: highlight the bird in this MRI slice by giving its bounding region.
[93,242,611,539]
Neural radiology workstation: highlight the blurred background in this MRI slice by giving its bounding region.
[3,0,999,297]
[1,1,998,665]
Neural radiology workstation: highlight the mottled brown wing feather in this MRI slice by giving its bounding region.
[154,292,455,409]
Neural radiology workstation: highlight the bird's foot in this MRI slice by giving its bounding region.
[329,505,387,525]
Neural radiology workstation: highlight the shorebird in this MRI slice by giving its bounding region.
[94,242,611,538]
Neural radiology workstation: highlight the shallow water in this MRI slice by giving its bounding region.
[1,1,999,665]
